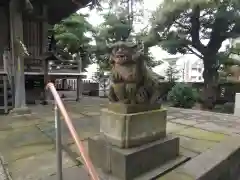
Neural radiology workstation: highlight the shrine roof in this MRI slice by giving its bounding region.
[46,0,96,24]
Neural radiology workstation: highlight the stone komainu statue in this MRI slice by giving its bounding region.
[108,41,165,104]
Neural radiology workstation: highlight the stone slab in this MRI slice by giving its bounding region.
[179,147,199,158]
[167,136,240,180]
[100,108,167,148]
[170,118,199,126]
[234,93,240,116]
[193,122,239,135]
[179,136,218,153]
[0,126,54,162]
[43,166,91,180]
[166,122,188,134]
[96,156,189,180]
[175,127,228,142]
[88,135,180,180]
[9,151,76,180]
[107,103,161,114]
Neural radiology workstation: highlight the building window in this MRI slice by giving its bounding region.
[192,68,197,71]
[198,68,202,72]
[198,76,202,80]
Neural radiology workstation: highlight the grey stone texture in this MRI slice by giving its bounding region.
[88,135,180,180]
[161,136,240,180]
[100,108,167,148]
[107,103,162,114]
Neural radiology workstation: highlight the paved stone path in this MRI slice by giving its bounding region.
[0,97,240,179]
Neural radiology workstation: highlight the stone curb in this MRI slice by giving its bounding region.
[0,155,12,180]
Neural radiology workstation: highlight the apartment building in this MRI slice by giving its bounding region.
[154,54,204,82]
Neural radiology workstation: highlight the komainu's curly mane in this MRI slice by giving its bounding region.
[108,41,165,104]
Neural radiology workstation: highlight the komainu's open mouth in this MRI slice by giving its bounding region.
[116,54,127,62]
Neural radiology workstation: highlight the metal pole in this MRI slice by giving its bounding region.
[55,103,63,180]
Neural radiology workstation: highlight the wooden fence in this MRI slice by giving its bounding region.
[26,76,240,104]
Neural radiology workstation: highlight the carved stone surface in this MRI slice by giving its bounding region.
[108,41,165,104]
[100,107,167,148]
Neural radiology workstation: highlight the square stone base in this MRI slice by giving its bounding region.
[88,135,180,180]
[100,108,167,148]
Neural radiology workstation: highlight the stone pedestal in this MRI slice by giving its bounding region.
[89,136,181,180]
[89,103,185,180]
[234,93,240,116]
[100,105,166,148]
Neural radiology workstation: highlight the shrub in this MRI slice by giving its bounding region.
[167,83,198,108]
[214,102,234,114]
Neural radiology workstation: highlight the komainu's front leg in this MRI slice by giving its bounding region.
[126,83,137,104]
[108,85,118,102]
[112,83,127,103]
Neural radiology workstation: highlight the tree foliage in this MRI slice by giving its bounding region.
[219,38,240,82]
[165,66,180,82]
[149,0,240,57]
[93,5,162,71]
[53,13,95,69]
[167,83,198,108]
[147,0,240,109]
[93,12,132,70]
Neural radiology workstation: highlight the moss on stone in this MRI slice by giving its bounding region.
[175,127,228,142]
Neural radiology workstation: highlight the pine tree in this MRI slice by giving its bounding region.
[147,0,240,109]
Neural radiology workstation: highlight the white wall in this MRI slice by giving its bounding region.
[154,54,204,82]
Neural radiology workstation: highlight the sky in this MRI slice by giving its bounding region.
[78,0,230,78]
[78,0,179,78]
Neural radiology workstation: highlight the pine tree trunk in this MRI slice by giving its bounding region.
[202,56,219,110]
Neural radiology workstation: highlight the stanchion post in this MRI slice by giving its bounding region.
[55,103,63,180]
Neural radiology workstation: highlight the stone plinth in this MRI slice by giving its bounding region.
[100,107,167,148]
[234,93,240,116]
[107,103,162,114]
[88,136,180,180]
[88,103,183,180]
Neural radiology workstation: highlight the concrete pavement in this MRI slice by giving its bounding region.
[0,97,240,179]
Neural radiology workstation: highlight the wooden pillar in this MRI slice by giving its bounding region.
[41,5,48,53]
[41,5,49,105]
[9,0,29,113]
[42,58,49,104]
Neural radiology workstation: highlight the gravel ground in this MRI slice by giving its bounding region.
[0,156,10,180]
